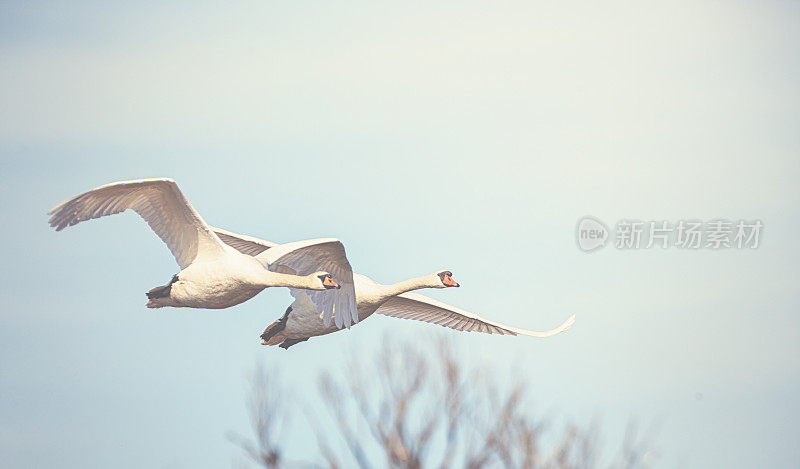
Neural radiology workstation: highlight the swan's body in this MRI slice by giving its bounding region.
[209,227,576,348]
[48,178,358,326]
[142,256,329,310]
[146,256,277,309]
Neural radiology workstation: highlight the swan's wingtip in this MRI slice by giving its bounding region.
[47,217,65,231]
[561,314,576,331]
[47,199,69,216]
[349,311,359,328]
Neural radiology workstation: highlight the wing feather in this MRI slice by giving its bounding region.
[256,239,358,329]
[210,226,278,256]
[48,178,227,269]
[212,228,358,330]
[375,292,575,338]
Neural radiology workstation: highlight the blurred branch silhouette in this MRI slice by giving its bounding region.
[232,339,654,468]
[227,362,282,469]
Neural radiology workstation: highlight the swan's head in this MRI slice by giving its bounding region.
[313,271,341,290]
[434,270,459,288]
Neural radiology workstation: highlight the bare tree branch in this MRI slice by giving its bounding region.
[232,338,655,469]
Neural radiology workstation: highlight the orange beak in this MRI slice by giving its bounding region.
[323,276,341,289]
[443,275,459,287]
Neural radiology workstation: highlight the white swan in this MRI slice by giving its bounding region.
[209,227,576,348]
[47,178,358,327]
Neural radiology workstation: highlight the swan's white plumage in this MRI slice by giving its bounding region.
[257,239,358,329]
[48,178,226,269]
[211,226,277,256]
[47,178,358,324]
[208,228,358,328]
[376,292,576,337]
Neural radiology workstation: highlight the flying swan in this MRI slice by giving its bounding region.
[47,178,358,328]
[210,227,576,349]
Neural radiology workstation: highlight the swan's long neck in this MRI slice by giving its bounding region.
[380,275,436,298]
[258,271,315,289]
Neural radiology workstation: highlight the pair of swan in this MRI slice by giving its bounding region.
[48,178,575,347]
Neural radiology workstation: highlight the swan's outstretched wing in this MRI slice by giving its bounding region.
[48,178,227,269]
[256,239,358,329]
[376,292,575,337]
[210,226,278,256]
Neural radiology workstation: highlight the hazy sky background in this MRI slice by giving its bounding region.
[1,1,798,467]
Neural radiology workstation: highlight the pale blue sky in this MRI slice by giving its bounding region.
[1,1,798,467]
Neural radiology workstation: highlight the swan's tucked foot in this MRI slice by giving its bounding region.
[279,337,309,350]
[260,307,291,345]
[146,274,179,300]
